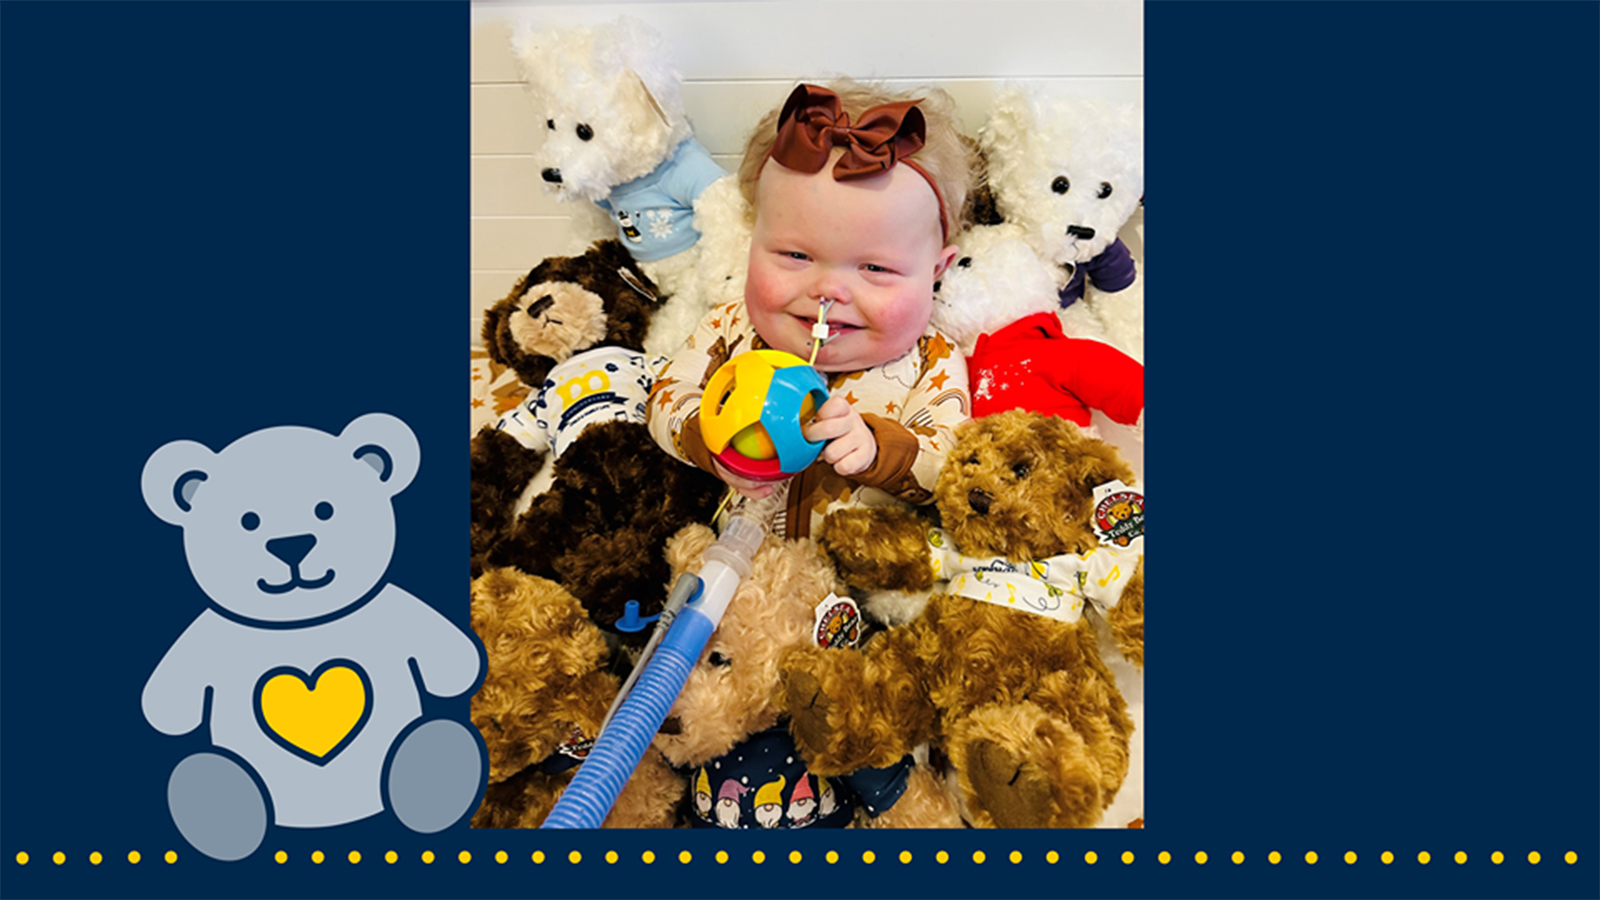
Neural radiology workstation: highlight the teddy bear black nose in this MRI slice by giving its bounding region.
[541,167,563,184]
[968,489,994,516]
[266,534,317,568]
[526,295,555,319]
[659,716,683,736]
[1066,225,1096,240]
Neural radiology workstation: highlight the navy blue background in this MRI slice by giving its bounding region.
[2,2,1596,898]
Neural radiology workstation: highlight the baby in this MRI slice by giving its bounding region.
[648,82,973,539]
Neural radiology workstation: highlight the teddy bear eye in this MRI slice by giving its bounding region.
[576,123,594,141]
[957,256,972,268]
[241,512,261,531]
[1052,176,1070,194]
[546,119,555,130]
[315,501,334,521]
[708,651,732,667]
[1098,182,1113,199]
[966,455,980,466]
[1012,461,1031,479]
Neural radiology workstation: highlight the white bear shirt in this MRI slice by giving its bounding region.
[495,346,658,459]
[142,585,482,828]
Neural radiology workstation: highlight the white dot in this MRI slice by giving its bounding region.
[786,757,794,764]
[741,776,749,784]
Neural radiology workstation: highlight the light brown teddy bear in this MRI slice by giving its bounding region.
[780,410,1144,828]
[648,523,961,829]
[468,567,679,828]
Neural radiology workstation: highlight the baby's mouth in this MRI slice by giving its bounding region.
[798,315,858,338]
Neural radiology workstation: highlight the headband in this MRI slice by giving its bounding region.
[765,83,950,242]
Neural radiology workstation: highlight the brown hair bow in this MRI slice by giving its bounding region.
[771,83,927,180]
[767,83,948,240]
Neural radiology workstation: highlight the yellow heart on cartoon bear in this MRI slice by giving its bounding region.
[258,665,368,760]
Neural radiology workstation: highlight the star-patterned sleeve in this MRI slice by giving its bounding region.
[646,301,750,473]
[849,328,971,504]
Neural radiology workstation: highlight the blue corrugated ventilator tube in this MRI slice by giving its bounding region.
[541,513,767,829]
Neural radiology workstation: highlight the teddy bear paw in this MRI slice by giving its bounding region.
[965,738,1103,829]
[781,668,836,757]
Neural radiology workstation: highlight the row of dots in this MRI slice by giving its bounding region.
[13,849,1581,867]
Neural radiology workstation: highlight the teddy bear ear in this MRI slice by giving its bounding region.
[141,439,218,526]
[979,85,1040,151]
[339,413,421,496]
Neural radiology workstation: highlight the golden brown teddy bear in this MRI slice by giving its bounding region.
[646,522,961,829]
[780,410,1144,828]
[468,567,679,828]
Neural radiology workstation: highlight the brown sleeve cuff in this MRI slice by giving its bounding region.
[678,411,720,474]
[852,414,920,494]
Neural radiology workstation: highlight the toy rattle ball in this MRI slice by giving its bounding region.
[700,350,829,481]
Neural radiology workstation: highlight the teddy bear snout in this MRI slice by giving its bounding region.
[967,488,994,516]
[658,716,683,736]
[540,167,563,184]
[1066,225,1096,240]
[525,295,555,320]
[266,533,317,569]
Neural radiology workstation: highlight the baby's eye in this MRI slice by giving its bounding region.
[863,263,890,274]
[783,251,809,261]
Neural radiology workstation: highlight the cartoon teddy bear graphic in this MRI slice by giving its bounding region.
[140,413,486,860]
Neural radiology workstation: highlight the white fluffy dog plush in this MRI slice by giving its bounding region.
[511,17,736,356]
[978,88,1144,361]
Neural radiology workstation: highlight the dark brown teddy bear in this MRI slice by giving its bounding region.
[780,410,1143,828]
[469,239,724,642]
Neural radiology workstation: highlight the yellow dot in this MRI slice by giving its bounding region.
[789,850,802,864]
[863,850,876,864]
[1047,851,1060,864]
[1083,850,1096,865]
[128,851,141,864]
[1418,851,1431,865]
[1491,851,1503,864]
[14,852,27,865]
[349,851,362,864]
[1565,851,1578,864]
[385,851,398,864]
[640,851,653,864]
[1194,850,1208,865]
[1012,850,1024,864]
[900,851,913,864]
[496,851,508,864]
[609,851,621,865]
[533,850,546,864]
[1305,851,1318,865]
[1122,851,1134,865]
[937,850,949,864]
[975,850,987,864]
[458,850,471,864]
[826,850,839,864]
[1529,851,1541,865]
[1158,851,1171,865]
[422,850,435,864]
[752,851,765,864]
[53,852,65,865]
[1455,851,1467,865]
[1382,851,1394,865]
[90,852,102,866]
[312,851,325,864]
[1345,851,1357,865]
[166,850,178,864]
[275,851,288,864]
[679,850,692,864]
[715,851,727,865]
[1269,851,1281,865]
[570,850,583,864]
[1232,851,1244,864]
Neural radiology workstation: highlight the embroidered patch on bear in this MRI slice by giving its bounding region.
[812,594,861,650]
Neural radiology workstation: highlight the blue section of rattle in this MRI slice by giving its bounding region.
[763,365,829,475]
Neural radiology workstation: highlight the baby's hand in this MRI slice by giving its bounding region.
[804,396,877,477]
[711,457,777,500]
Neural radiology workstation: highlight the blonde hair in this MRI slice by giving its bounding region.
[738,79,974,239]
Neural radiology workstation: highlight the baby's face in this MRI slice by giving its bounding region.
[745,158,956,372]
